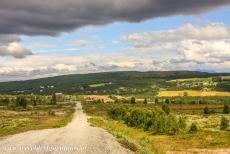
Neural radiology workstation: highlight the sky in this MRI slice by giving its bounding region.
[0,0,230,81]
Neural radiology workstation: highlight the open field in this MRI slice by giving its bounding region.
[159,90,230,97]
[82,102,230,153]
[168,77,212,83]
[89,83,108,88]
[0,102,132,154]
[0,96,75,137]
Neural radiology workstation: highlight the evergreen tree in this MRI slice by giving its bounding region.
[143,98,147,104]
[223,104,229,114]
[131,97,136,104]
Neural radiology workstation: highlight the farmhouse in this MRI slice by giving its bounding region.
[52,93,64,103]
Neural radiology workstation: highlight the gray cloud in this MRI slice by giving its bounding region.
[0,42,32,58]
[0,0,229,36]
[0,34,32,58]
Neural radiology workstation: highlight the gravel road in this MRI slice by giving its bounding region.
[0,102,132,154]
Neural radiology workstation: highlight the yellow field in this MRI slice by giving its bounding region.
[159,90,230,97]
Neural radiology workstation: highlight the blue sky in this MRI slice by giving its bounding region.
[21,7,230,56]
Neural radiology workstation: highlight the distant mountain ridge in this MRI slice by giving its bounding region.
[0,71,229,94]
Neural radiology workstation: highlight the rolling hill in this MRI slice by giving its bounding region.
[0,71,229,95]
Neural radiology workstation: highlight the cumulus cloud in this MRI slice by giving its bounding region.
[0,42,32,59]
[0,34,32,58]
[0,22,230,81]
[122,23,230,64]
[0,0,229,36]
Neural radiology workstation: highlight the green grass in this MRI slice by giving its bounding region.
[82,102,230,153]
[89,83,107,88]
[0,103,75,137]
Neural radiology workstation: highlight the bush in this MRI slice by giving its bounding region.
[189,123,198,133]
[220,116,229,130]
[108,107,126,120]
[143,98,147,104]
[16,96,28,108]
[165,99,170,104]
[155,98,159,104]
[131,97,136,104]
[203,106,209,114]
[109,107,184,135]
[223,104,229,114]
[162,104,170,114]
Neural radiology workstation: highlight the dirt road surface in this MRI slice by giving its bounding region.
[0,102,132,154]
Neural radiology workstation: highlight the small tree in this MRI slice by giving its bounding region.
[220,116,229,130]
[189,123,198,133]
[203,106,209,114]
[143,98,147,104]
[165,98,170,104]
[155,98,159,104]
[131,97,136,104]
[16,96,27,108]
[162,103,170,114]
[223,104,229,114]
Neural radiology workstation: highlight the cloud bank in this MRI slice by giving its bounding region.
[0,23,230,81]
[0,0,229,36]
[0,0,229,59]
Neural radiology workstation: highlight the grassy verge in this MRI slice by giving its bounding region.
[0,103,75,137]
[82,102,230,153]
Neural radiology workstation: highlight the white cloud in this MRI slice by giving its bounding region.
[53,64,77,72]
[122,22,230,64]
[70,40,89,47]
[0,22,230,81]
[29,42,56,49]
[0,42,32,58]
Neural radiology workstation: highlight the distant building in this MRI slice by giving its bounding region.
[52,93,64,103]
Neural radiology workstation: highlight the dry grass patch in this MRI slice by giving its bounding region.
[159,90,230,97]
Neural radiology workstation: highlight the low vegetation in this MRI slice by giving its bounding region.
[82,98,230,153]
[0,95,75,137]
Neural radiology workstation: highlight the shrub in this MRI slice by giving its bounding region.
[165,98,170,104]
[203,106,209,114]
[189,123,198,133]
[220,116,229,130]
[223,104,229,114]
[108,107,126,120]
[162,104,170,115]
[16,96,28,108]
[131,97,136,104]
[143,98,147,104]
[155,98,159,104]
[109,107,184,135]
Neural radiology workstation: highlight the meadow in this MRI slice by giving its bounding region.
[159,90,230,97]
[0,95,75,137]
[82,97,230,153]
